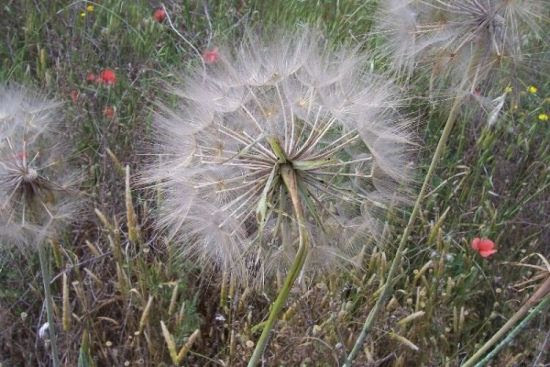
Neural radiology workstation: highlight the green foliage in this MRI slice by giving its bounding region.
[0,0,548,365]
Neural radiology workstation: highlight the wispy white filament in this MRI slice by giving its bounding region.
[0,86,81,249]
[145,29,415,284]
[376,0,547,90]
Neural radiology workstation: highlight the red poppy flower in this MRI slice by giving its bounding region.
[471,238,497,258]
[202,48,220,64]
[99,69,116,85]
[153,7,166,23]
[103,105,115,119]
[86,72,97,83]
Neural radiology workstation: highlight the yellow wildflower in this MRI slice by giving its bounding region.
[528,85,538,94]
[86,4,94,12]
[538,113,549,121]
[504,86,513,93]
[80,11,86,17]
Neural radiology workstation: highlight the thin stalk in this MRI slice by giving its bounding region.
[38,242,61,367]
[472,295,550,367]
[462,276,550,367]
[343,53,483,365]
[343,87,466,367]
[247,165,309,367]
[344,40,487,365]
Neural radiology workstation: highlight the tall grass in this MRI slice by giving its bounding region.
[0,0,548,365]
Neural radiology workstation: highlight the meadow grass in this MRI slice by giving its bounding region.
[0,0,548,366]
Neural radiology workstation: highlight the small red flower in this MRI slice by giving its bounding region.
[153,7,166,23]
[471,238,497,258]
[202,48,220,64]
[99,69,116,85]
[86,72,97,83]
[102,105,116,119]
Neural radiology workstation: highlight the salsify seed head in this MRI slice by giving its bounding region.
[145,29,416,284]
[0,86,82,249]
[376,0,547,92]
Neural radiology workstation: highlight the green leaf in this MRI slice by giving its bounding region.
[266,137,287,163]
[256,165,279,227]
[78,330,95,367]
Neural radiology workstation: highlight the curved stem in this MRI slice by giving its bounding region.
[38,242,61,367]
[247,165,309,367]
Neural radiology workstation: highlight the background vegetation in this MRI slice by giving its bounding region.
[0,0,548,366]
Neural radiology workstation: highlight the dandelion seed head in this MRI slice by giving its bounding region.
[145,29,415,284]
[0,86,82,249]
[378,0,547,91]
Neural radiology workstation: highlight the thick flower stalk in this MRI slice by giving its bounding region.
[0,86,81,367]
[146,29,414,364]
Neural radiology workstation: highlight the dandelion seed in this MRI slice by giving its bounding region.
[38,322,49,339]
[374,0,419,79]
[144,28,415,282]
[485,92,507,127]
[376,0,546,92]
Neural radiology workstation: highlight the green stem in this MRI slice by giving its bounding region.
[247,165,309,367]
[461,276,550,367]
[343,42,488,366]
[38,242,61,367]
[343,83,471,367]
[472,294,550,367]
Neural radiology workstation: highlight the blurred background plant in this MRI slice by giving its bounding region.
[0,0,548,366]
[0,86,83,367]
